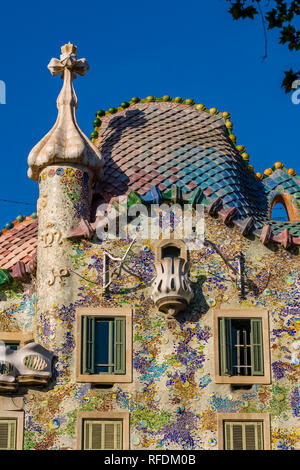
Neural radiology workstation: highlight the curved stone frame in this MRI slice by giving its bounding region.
[76,411,130,450]
[0,341,54,391]
[217,413,271,450]
[0,333,35,392]
[155,238,188,263]
[75,307,133,384]
[269,192,300,222]
[213,308,271,385]
[0,410,24,450]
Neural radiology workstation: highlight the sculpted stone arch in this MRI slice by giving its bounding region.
[155,238,188,263]
[269,193,299,222]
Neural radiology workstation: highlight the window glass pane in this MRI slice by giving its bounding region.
[219,317,264,377]
[4,342,19,351]
[94,320,114,373]
[231,319,251,376]
[271,202,289,221]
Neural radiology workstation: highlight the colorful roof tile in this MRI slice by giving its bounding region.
[94,101,265,220]
[1,97,300,272]
[91,98,300,246]
[0,217,38,270]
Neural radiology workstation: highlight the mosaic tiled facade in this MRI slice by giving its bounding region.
[0,44,299,451]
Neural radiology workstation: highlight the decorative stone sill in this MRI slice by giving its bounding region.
[76,373,132,384]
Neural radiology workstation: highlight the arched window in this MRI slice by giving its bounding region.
[156,239,188,263]
[270,202,289,221]
[270,195,290,222]
[161,245,181,259]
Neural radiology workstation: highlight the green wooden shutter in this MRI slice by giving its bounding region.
[104,422,115,449]
[0,420,16,450]
[82,316,95,374]
[255,422,264,450]
[224,422,232,450]
[83,420,102,450]
[219,318,233,376]
[224,421,264,450]
[83,420,122,450]
[250,319,264,376]
[114,317,126,374]
[104,421,123,450]
[115,421,122,449]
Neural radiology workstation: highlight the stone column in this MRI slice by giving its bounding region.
[35,164,92,349]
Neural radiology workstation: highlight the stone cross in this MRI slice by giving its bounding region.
[47,42,89,78]
[27,43,103,182]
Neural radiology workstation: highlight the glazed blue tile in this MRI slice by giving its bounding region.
[217,188,228,197]
[222,195,235,203]
[199,181,209,190]
[182,175,193,184]
[209,183,220,191]
[264,179,278,189]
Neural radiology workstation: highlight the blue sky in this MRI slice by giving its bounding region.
[0,0,299,228]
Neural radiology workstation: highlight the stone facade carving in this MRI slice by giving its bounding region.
[0,343,53,391]
[47,268,70,286]
[41,223,63,248]
[152,256,194,316]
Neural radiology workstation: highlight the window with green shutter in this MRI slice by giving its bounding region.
[224,421,264,450]
[83,419,123,450]
[81,317,126,375]
[0,419,17,450]
[219,318,264,377]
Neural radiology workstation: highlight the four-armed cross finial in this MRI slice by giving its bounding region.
[47,42,89,77]
[27,43,103,182]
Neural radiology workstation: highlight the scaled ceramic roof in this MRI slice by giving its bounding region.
[1,96,300,278]
[0,216,37,273]
[92,98,300,247]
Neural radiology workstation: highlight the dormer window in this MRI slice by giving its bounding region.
[269,194,293,222]
[270,201,289,222]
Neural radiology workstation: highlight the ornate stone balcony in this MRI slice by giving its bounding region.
[0,343,53,392]
[152,257,194,317]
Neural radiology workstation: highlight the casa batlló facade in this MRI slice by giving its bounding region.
[0,43,299,451]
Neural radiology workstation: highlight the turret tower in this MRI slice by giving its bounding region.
[27,43,103,352]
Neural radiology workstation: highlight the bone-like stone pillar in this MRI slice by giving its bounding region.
[35,164,92,349]
[27,44,103,353]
